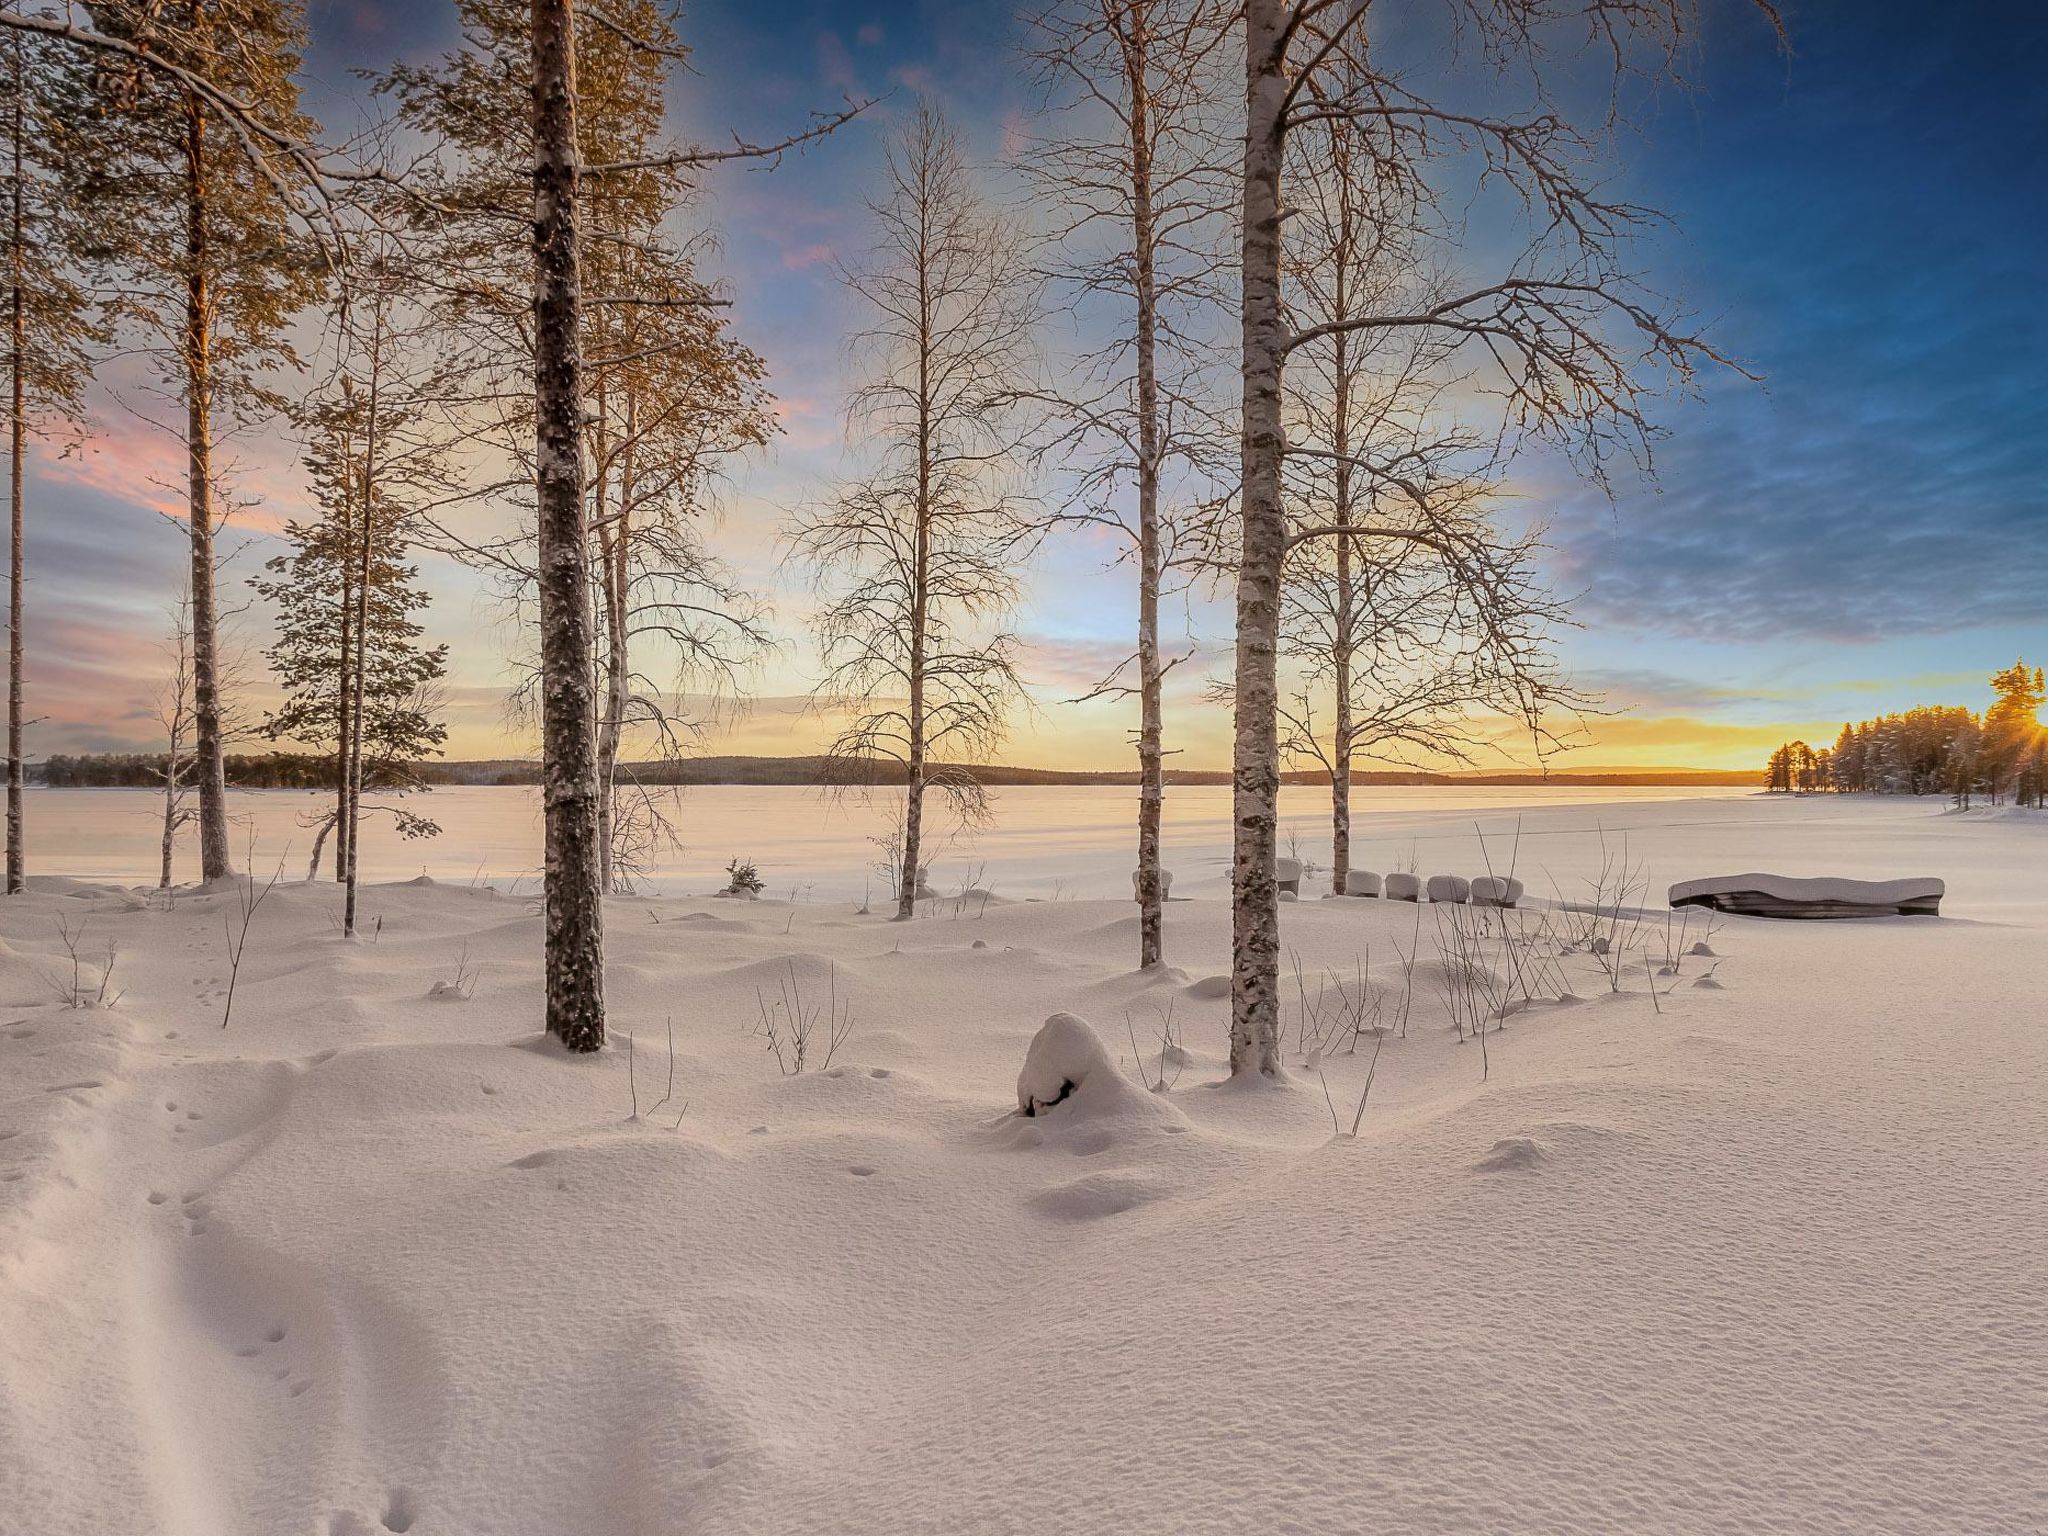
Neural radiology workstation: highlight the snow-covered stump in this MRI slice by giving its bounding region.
[1015,1013,1185,1132]
[1276,857,1302,897]
[1017,1013,1123,1117]
[1426,874,1470,904]
[1384,872,1422,902]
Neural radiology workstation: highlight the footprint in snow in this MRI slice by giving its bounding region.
[381,1487,418,1532]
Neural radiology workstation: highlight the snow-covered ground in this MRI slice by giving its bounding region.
[2,793,2043,1534]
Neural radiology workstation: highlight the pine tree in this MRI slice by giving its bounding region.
[79,0,324,884]
[1981,659,2045,803]
[2,32,104,893]
[254,402,449,900]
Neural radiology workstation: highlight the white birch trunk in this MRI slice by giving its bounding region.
[532,0,606,1049]
[1228,0,1289,1077]
[1128,4,1167,969]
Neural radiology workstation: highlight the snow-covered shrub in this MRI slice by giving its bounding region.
[723,858,765,897]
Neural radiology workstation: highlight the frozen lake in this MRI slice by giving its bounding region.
[22,782,2032,918]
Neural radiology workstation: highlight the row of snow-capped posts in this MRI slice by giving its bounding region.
[1131,866,1523,907]
[1342,872,1524,907]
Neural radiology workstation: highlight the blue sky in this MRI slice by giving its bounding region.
[28,0,2045,768]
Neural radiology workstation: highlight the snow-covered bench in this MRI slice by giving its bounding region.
[1130,870,1174,900]
[1343,871,1381,897]
[1276,857,1302,897]
[1667,873,1944,919]
[1383,872,1422,902]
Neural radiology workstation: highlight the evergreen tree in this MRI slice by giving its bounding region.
[79,0,324,882]
[254,403,449,889]
[1981,660,2046,803]
[3,32,106,893]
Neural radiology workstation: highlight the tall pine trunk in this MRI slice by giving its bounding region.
[184,85,231,883]
[1128,9,1167,968]
[6,64,23,896]
[1229,0,1288,1077]
[532,0,606,1049]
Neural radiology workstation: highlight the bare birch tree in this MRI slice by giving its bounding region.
[791,105,1040,920]
[1224,0,1782,1076]
[1022,0,1235,967]
[1278,107,1582,895]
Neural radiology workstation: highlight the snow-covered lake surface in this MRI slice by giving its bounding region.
[38,780,1769,898]
[4,792,2044,1533]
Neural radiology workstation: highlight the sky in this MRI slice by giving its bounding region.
[25,0,2047,772]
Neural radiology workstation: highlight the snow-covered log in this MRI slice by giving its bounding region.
[1668,874,1943,919]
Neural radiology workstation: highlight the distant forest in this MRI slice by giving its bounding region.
[35,752,1761,791]
[1766,662,2046,807]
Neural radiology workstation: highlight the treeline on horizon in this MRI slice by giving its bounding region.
[35,752,1763,791]
[1765,662,2046,807]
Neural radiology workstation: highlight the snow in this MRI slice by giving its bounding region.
[2,792,2044,1534]
[1470,873,1525,906]
[1668,871,1944,907]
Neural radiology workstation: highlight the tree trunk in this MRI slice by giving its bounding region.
[305,810,334,883]
[333,420,354,886]
[898,558,926,919]
[159,773,178,890]
[1328,328,1354,898]
[1228,0,1288,1078]
[344,322,382,937]
[6,67,22,897]
[897,190,935,925]
[531,0,605,1049]
[184,85,231,883]
[1128,6,1166,968]
[592,387,630,896]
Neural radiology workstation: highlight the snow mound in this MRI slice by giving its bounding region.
[1426,874,1471,904]
[1384,872,1422,902]
[1015,1013,1182,1132]
[1470,875,1525,908]
[1472,1136,1550,1173]
[1184,974,1231,999]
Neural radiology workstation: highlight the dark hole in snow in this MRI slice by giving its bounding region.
[1022,1078,1077,1118]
